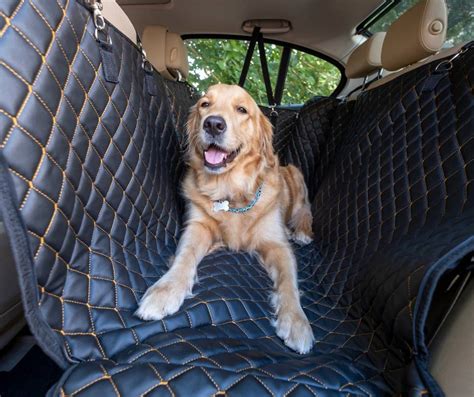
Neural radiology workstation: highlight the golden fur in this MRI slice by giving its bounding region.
[136,84,314,353]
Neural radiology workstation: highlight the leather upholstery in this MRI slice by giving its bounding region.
[382,0,447,71]
[0,1,473,396]
[165,32,189,81]
[102,0,137,44]
[163,79,199,145]
[142,25,189,81]
[283,97,351,201]
[142,25,169,78]
[369,43,464,91]
[260,106,299,160]
[345,32,385,78]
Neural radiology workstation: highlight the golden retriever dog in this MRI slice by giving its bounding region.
[136,84,315,353]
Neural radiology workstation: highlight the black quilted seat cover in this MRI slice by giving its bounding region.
[260,106,299,160]
[162,79,199,146]
[0,1,473,396]
[283,97,352,201]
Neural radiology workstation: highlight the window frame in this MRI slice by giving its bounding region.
[358,0,474,47]
[356,0,401,36]
[181,34,347,100]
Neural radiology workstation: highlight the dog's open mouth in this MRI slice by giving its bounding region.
[203,144,240,169]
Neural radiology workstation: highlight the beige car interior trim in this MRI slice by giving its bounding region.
[142,25,190,81]
[119,0,171,5]
[430,281,474,397]
[165,32,189,80]
[345,32,386,79]
[242,19,292,34]
[368,43,463,91]
[118,0,385,63]
[349,0,453,94]
[102,0,137,44]
[381,0,447,71]
[0,222,25,349]
[142,25,172,79]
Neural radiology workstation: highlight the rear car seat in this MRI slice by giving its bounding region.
[0,1,472,396]
[380,0,447,72]
[282,34,387,200]
[345,32,385,84]
[344,32,385,99]
[142,25,199,143]
[141,24,197,209]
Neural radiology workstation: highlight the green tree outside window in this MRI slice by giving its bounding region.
[185,38,341,105]
[370,0,473,46]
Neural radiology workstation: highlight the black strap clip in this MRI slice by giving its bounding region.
[88,0,119,84]
[422,41,473,93]
[138,41,158,96]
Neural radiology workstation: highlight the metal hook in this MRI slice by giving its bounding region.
[89,0,105,30]
[138,45,153,72]
[88,0,109,44]
[142,59,154,73]
[94,27,112,45]
[434,60,452,73]
[94,12,106,31]
[434,43,473,74]
[269,104,278,117]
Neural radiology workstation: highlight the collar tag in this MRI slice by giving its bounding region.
[213,200,230,212]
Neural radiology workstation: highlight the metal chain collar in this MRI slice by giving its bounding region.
[213,184,264,214]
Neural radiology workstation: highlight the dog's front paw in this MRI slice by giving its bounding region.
[275,307,314,354]
[135,278,190,321]
[290,231,313,245]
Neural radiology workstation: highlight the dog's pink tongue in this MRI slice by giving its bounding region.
[204,147,227,165]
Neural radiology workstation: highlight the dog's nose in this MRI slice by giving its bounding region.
[203,116,226,137]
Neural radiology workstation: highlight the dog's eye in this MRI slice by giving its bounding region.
[237,106,247,114]
[201,101,210,108]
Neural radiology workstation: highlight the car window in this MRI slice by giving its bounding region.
[283,50,341,104]
[369,0,474,46]
[184,38,341,105]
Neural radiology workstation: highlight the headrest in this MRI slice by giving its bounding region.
[142,26,189,81]
[345,32,386,78]
[165,32,189,81]
[142,25,168,77]
[381,0,447,71]
[101,0,137,44]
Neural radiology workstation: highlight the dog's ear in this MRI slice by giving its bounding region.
[186,104,200,137]
[258,111,277,168]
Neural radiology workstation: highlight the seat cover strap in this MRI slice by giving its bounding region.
[238,26,261,87]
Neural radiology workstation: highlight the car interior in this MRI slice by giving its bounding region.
[0,0,472,395]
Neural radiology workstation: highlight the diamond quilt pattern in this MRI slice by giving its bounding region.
[260,106,299,160]
[285,97,352,201]
[162,79,199,146]
[0,0,184,360]
[0,1,473,396]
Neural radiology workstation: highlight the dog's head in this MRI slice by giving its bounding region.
[186,84,276,175]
